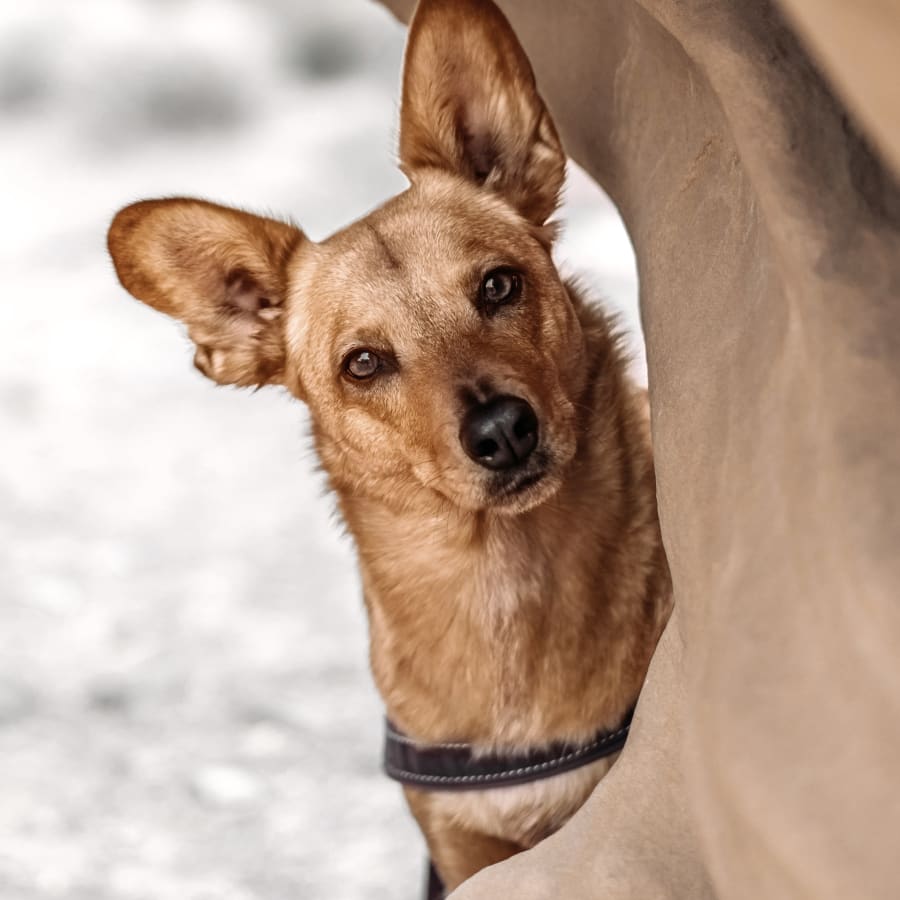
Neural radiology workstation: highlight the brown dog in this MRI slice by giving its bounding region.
[107,0,671,892]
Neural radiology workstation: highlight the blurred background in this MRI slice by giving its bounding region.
[0,1,640,898]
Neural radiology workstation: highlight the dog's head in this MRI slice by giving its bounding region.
[108,0,588,515]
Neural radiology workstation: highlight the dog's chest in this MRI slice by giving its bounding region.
[364,526,562,724]
[430,756,615,848]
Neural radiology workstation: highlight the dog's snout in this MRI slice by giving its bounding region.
[460,395,539,470]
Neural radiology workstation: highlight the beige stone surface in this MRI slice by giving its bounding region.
[777,0,900,175]
[377,1,900,897]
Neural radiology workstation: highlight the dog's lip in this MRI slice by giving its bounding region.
[482,460,560,514]
[491,461,549,498]
[506,468,546,493]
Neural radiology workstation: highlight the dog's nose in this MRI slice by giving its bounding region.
[460,395,539,470]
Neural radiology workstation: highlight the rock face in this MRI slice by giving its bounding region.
[378,1,900,898]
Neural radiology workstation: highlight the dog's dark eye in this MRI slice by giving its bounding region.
[344,349,381,380]
[480,268,522,311]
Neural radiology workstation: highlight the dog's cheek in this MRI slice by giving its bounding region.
[550,401,580,470]
[529,353,580,471]
[405,419,458,491]
[343,407,398,463]
[544,292,587,390]
[277,351,309,403]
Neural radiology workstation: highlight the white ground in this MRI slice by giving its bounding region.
[0,2,640,897]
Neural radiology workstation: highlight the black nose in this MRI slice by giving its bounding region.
[460,395,539,470]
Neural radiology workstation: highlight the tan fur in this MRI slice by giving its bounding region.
[107,0,671,892]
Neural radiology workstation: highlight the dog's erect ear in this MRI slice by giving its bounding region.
[398,0,565,225]
[108,199,304,388]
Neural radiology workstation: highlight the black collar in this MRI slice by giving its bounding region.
[383,707,633,792]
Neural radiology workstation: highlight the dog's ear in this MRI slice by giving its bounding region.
[108,198,304,388]
[398,0,565,225]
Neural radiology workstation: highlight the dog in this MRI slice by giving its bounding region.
[107,0,671,892]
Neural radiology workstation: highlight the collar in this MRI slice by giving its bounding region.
[383,707,634,792]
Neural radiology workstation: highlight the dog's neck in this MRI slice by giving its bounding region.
[319,297,670,749]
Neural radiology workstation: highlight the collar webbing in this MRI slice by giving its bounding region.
[383,707,634,792]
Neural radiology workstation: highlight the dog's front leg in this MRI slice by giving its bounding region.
[404,787,525,894]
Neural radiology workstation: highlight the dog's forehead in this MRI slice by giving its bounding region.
[322,176,527,302]
[285,176,539,367]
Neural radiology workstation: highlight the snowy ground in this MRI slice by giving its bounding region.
[0,2,640,898]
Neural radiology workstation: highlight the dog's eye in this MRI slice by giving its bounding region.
[343,349,381,381]
[480,268,522,311]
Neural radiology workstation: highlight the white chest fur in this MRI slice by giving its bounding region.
[429,755,617,848]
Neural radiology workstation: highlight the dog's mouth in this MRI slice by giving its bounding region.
[485,450,559,512]
[495,466,546,496]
